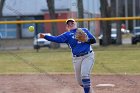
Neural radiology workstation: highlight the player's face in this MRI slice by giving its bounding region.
[66,21,77,31]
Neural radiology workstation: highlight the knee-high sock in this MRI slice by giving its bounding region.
[82,79,90,93]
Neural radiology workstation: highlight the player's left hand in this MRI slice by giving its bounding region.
[75,28,88,42]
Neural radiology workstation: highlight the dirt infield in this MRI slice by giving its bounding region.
[0,74,140,93]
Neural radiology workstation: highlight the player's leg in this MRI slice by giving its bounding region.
[81,52,95,93]
[72,57,83,86]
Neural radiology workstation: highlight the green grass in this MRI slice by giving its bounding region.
[0,45,140,74]
[94,50,140,74]
[0,49,73,74]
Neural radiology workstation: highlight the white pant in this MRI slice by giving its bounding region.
[72,52,95,86]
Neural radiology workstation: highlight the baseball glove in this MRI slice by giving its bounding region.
[75,28,88,42]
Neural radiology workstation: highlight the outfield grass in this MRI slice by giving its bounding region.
[0,45,140,74]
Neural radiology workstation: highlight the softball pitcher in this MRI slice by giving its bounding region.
[39,18,96,93]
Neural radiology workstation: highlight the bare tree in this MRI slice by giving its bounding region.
[110,0,116,17]
[100,0,111,46]
[116,0,124,45]
[46,0,59,48]
[77,0,84,27]
[0,0,5,17]
[46,0,57,35]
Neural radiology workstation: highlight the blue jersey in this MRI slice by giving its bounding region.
[44,28,96,56]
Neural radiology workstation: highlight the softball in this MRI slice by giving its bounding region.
[28,26,34,32]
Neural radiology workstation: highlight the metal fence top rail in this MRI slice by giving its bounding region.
[0,16,140,24]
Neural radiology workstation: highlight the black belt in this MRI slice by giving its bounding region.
[73,51,92,57]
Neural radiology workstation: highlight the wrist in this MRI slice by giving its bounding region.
[86,38,96,44]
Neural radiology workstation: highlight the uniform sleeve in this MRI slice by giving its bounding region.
[44,32,68,43]
[83,28,96,44]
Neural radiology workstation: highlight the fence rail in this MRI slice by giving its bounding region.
[0,16,140,24]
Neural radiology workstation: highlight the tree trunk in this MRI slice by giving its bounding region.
[16,17,22,39]
[110,0,116,17]
[126,0,133,31]
[0,0,5,17]
[100,0,111,46]
[77,0,84,27]
[46,0,59,48]
[116,0,123,45]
